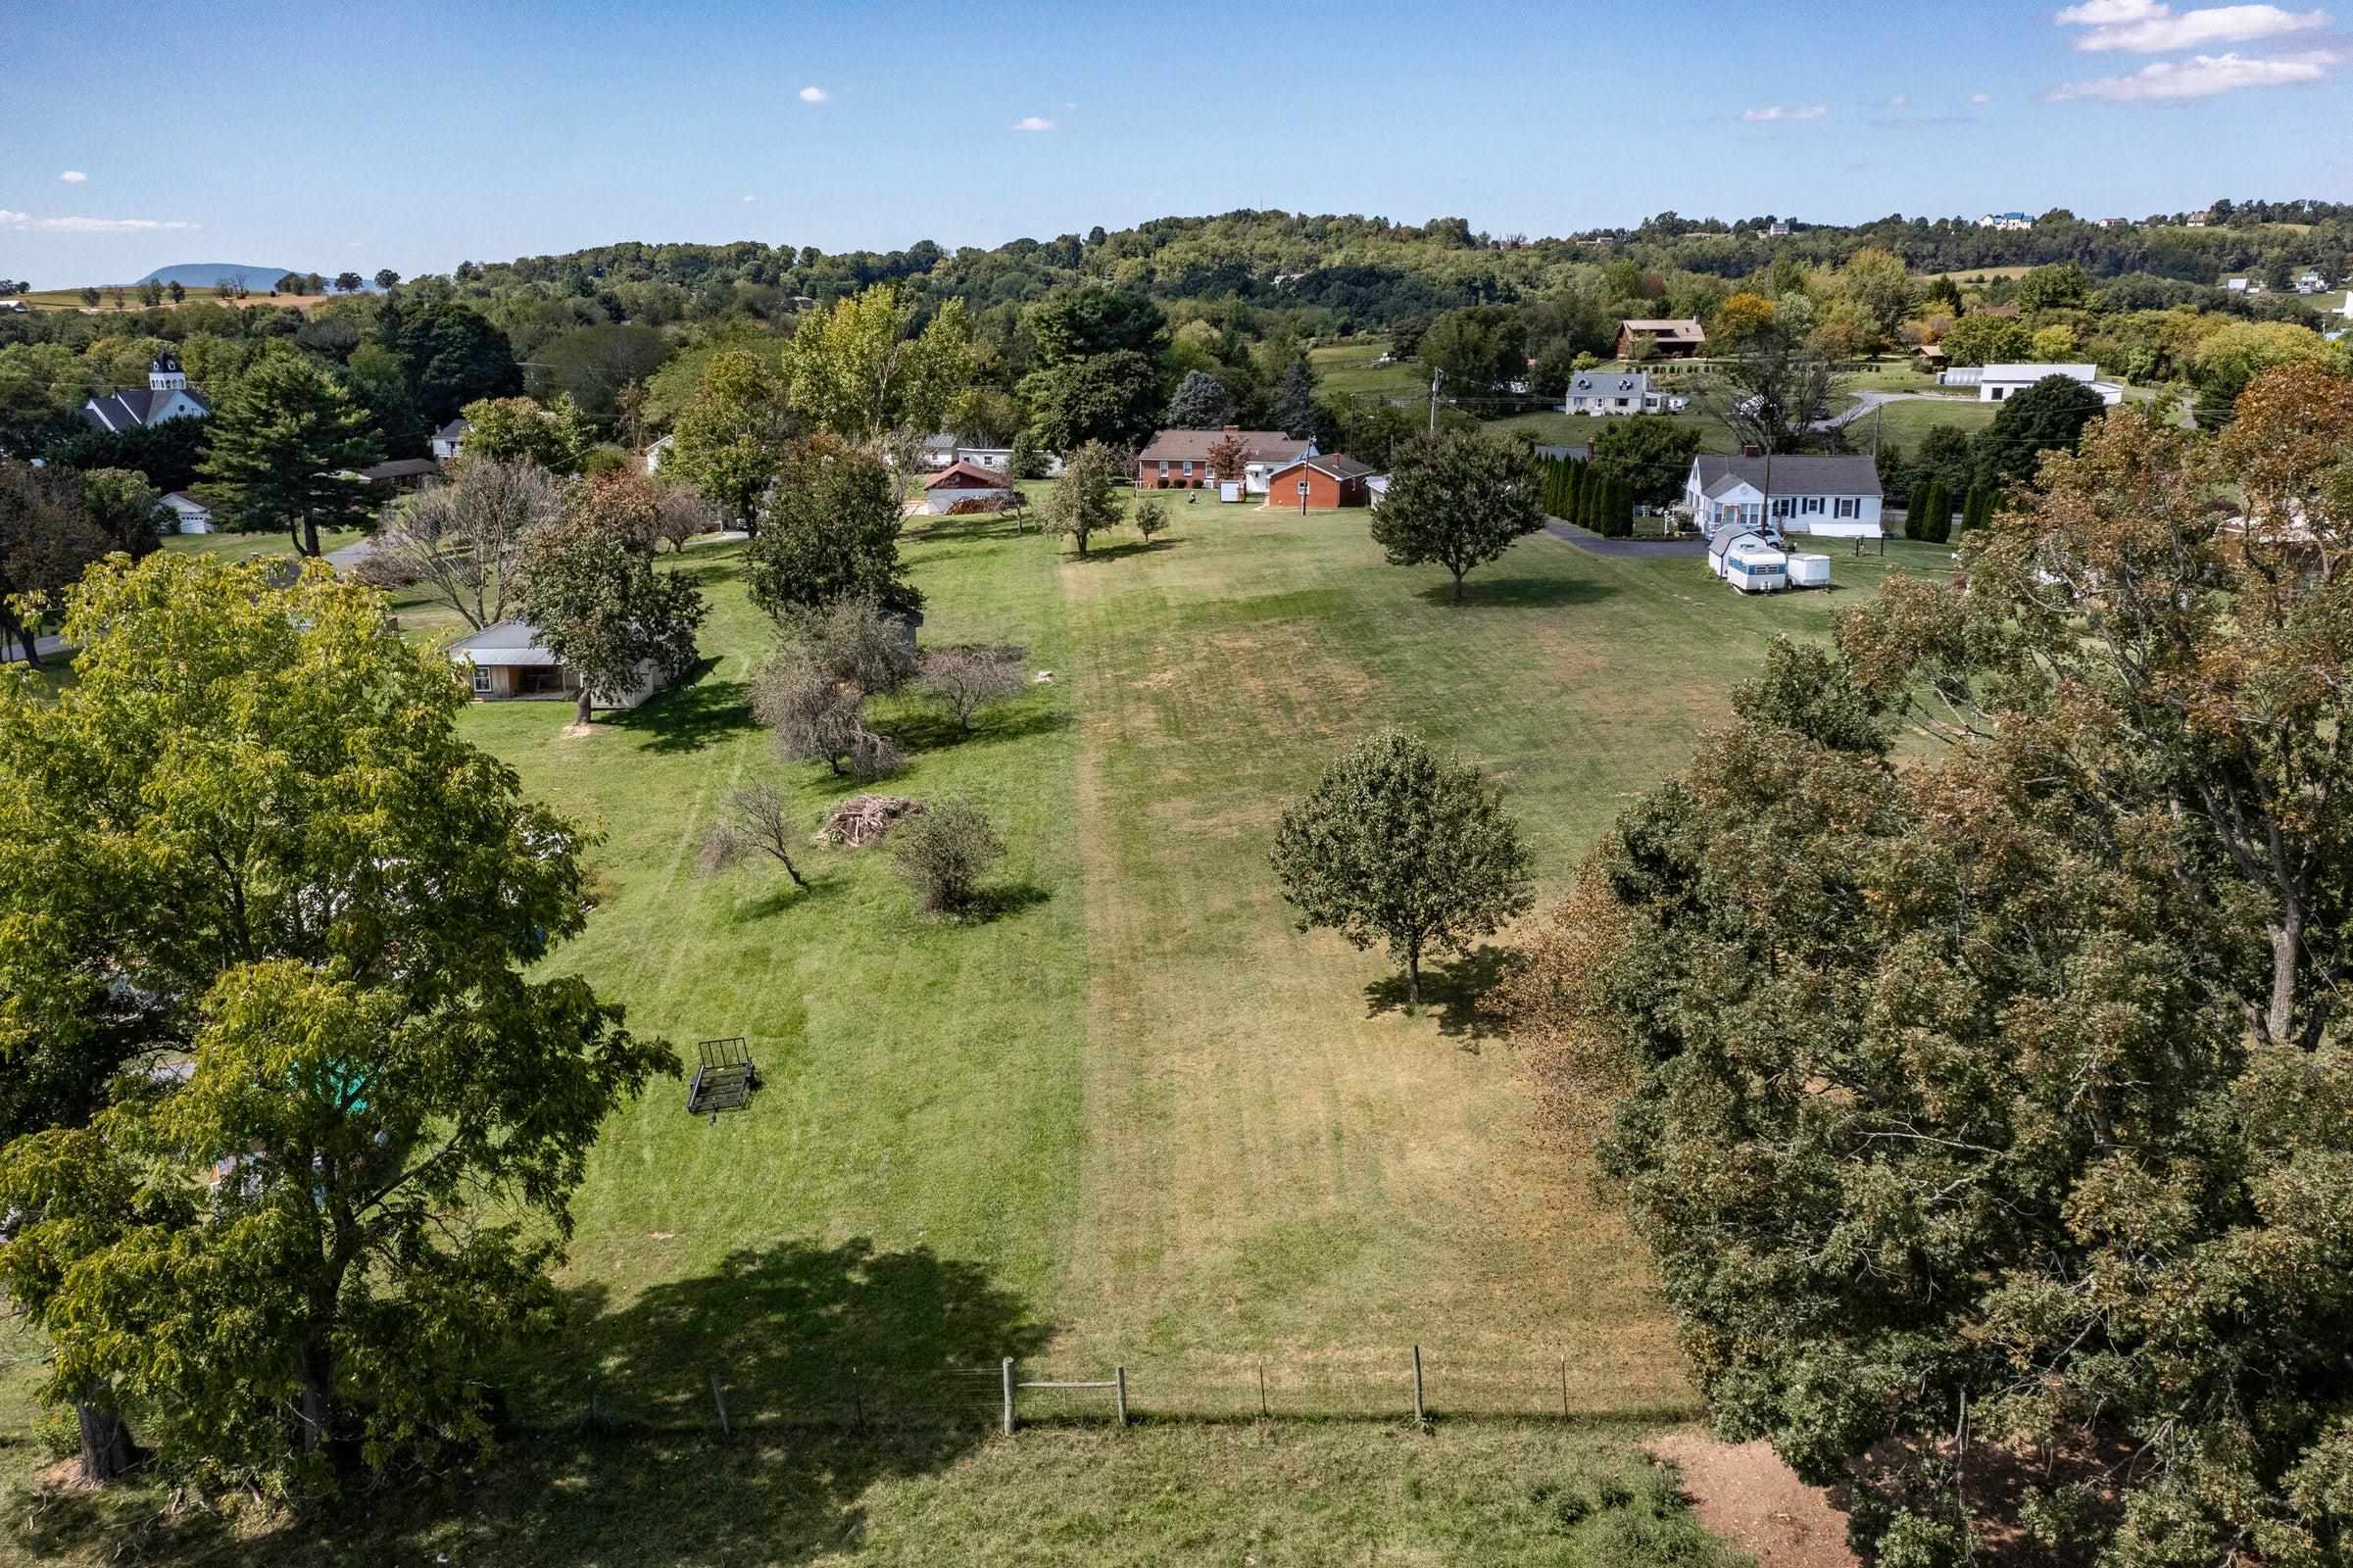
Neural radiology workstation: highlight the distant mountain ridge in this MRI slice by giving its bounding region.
[134,262,303,288]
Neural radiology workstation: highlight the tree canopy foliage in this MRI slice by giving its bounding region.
[1509,372,2353,1566]
[1367,429,1544,600]
[0,553,674,1495]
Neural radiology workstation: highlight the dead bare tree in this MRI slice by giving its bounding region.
[698,779,810,887]
[918,645,1028,735]
[752,649,905,780]
[358,457,562,629]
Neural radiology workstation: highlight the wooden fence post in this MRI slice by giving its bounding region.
[1258,1358,1268,1419]
[1001,1357,1015,1437]
[1411,1346,1425,1424]
[709,1372,730,1440]
[1114,1365,1128,1429]
[1560,1358,1570,1418]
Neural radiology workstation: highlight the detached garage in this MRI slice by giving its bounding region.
[922,461,1012,514]
[1262,454,1382,510]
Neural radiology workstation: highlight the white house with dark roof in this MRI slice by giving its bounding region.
[80,354,210,433]
[160,490,218,533]
[1562,371,1665,416]
[1684,454,1884,539]
[429,416,470,462]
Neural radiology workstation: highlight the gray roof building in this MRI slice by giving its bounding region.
[1688,454,1883,498]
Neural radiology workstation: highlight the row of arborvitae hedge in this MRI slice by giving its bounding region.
[1538,456,1638,538]
[1900,479,1993,544]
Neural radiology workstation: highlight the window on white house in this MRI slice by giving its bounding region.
[1805,496,1824,514]
[1772,498,1791,517]
[1837,498,1858,518]
[470,665,492,695]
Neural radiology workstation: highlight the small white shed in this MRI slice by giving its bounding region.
[161,491,216,533]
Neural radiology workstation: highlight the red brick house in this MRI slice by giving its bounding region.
[1135,426,1312,494]
[1262,454,1380,510]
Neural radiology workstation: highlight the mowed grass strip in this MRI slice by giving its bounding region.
[460,519,1090,1423]
[1051,504,1936,1413]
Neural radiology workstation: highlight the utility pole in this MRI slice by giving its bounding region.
[1428,368,1444,434]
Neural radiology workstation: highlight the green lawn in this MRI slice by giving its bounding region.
[1859,396,2000,450]
[1309,336,1421,399]
[158,526,367,564]
[5,496,1958,1565]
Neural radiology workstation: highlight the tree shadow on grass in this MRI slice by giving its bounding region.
[608,662,760,756]
[1061,539,1160,564]
[10,1240,1053,1567]
[1412,576,1619,610]
[881,703,1073,756]
[962,880,1053,924]
[1362,944,1522,1044]
[722,867,849,925]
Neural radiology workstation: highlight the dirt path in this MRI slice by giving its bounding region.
[1648,1428,1861,1568]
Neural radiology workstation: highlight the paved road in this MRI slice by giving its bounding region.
[1818,389,1980,430]
[1543,517,1706,558]
[1,633,72,665]
[323,536,376,574]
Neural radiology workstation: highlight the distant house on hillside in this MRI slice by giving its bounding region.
[1766,220,1790,237]
[356,457,444,492]
[429,417,469,462]
[1616,318,1707,360]
[448,620,669,709]
[1977,211,2033,231]
[1685,454,1884,539]
[2098,217,2130,228]
[2296,269,2328,294]
[1937,363,2125,405]
[2186,209,2214,227]
[918,431,958,468]
[1563,371,1665,416]
[81,354,210,433]
[1135,426,1313,494]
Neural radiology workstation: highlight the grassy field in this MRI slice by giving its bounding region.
[1308,336,1422,400]
[7,288,338,314]
[3,496,1959,1564]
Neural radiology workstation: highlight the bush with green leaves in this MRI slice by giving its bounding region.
[891,798,1005,916]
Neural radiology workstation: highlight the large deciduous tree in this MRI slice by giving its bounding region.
[455,393,595,475]
[1271,728,1532,1008]
[1019,351,1161,454]
[0,552,674,1494]
[1367,429,1544,601]
[358,455,563,629]
[0,463,113,665]
[1037,440,1125,559]
[779,285,973,445]
[197,354,383,556]
[385,298,522,429]
[514,471,708,725]
[746,434,920,618]
[1592,415,1703,507]
[1510,370,2353,1566]
[1707,318,1838,455]
[666,349,794,530]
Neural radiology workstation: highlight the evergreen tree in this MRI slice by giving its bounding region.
[197,356,383,556]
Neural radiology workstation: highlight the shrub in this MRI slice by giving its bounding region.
[919,645,1029,735]
[891,798,1005,917]
[752,649,903,780]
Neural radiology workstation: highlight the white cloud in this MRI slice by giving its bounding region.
[1972,90,1994,103]
[1887,93,1909,108]
[2062,2,2328,51]
[2051,46,2336,95]
[1741,104,1829,122]
[798,84,828,103]
[742,194,758,203]
[0,211,199,234]
[1011,115,1055,131]
[59,171,87,183]
[2055,0,2167,21]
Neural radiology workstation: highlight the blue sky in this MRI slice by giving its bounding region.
[3,0,2347,287]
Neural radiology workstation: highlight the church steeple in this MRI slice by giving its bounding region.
[149,353,186,392]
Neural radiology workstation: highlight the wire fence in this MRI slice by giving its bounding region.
[509,1343,1700,1439]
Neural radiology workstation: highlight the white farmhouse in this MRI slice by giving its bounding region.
[1562,371,1665,416]
[81,354,210,433]
[1684,454,1885,539]
[1977,211,2033,231]
[1936,363,2125,405]
[429,416,470,462]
